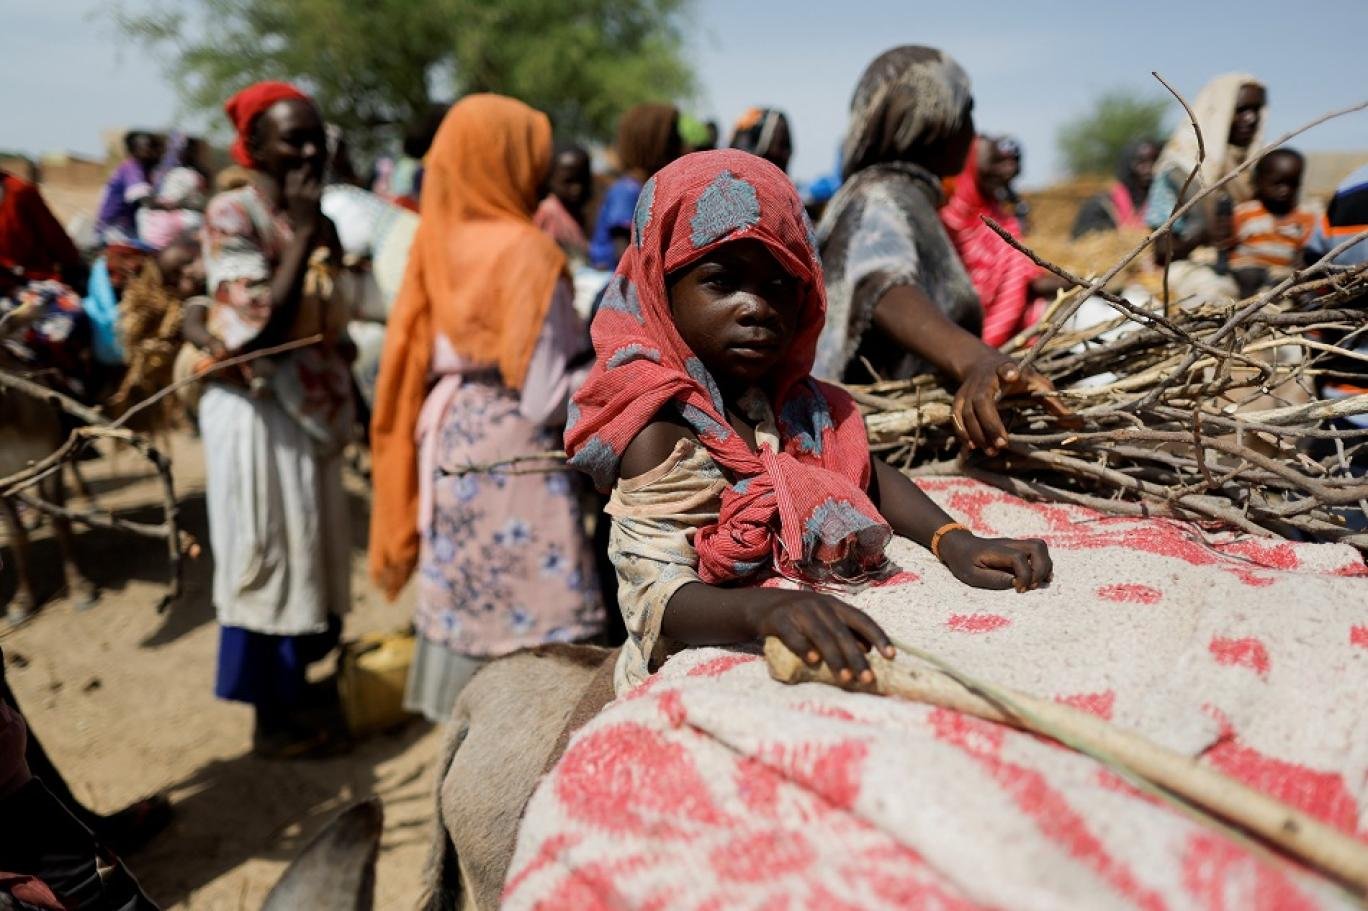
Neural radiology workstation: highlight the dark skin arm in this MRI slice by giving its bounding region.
[869,458,1052,593]
[181,300,223,357]
[665,580,894,688]
[871,283,1072,456]
[623,417,893,687]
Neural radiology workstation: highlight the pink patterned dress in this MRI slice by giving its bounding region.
[404,279,604,722]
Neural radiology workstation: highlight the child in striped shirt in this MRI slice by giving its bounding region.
[1230,149,1316,297]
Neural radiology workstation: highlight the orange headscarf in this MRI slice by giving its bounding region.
[368,94,566,598]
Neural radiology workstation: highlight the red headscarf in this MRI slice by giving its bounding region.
[565,150,890,585]
[223,81,312,169]
[940,138,1041,348]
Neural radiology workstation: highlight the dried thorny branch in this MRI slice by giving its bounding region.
[1014,92,1368,372]
[854,244,1368,554]
[0,337,325,612]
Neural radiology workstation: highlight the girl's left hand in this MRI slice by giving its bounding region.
[938,532,1053,593]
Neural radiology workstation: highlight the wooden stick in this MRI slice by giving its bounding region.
[763,637,1368,895]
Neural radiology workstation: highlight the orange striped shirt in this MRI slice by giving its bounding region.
[1230,201,1315,272]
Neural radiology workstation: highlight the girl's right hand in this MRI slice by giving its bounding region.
[752,592,895,687]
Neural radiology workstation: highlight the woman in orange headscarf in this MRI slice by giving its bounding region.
[370,94,605,723]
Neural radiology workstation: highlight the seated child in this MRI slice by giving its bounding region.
[1230,148,1316,298]
[566,150,1053,693]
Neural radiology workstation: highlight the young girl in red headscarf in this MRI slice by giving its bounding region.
[565,149,1054,693]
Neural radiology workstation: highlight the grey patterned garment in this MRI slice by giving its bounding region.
[813,45,983,383]
[815,164,980,381]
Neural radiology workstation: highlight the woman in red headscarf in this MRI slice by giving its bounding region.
[0,170,95,399]
[565,149,1053,694]
[0,170,84,297]
[940,135,1066,348]
[196,81,354,758]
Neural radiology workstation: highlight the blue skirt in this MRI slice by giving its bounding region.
[214,615,341,709]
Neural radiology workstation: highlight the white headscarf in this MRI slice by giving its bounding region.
[1155,72,1265,192]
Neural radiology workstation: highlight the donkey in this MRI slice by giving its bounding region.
[420,643,613,911]
[0,362,98,623]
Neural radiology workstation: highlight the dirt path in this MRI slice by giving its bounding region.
[1,431,437,909]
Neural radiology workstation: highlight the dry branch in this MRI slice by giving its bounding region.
[1,336,326,611]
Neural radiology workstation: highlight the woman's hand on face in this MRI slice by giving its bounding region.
[752,592,895,688]
[283,166,323,232]
[938,531,1052,593]
[952,357,1073,456]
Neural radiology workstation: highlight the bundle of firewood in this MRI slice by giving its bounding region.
[107,260,185,429]
[855,85,1368,554]
[856,260,1368,553]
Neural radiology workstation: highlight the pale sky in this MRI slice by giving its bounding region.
[4,0,1367,188]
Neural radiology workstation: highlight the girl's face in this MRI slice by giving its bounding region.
[667,239,802,391]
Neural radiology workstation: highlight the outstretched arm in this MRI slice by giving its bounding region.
[872,284,1070,456]
[869,457,1052,593]
[662,582,893,686]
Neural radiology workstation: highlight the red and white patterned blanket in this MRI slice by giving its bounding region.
[504,478,1368,910]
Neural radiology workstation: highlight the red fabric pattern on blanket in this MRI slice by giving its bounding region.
[930,709,1169,911]
[565,150,889,584]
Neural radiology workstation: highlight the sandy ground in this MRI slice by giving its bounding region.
[1,430,438,910]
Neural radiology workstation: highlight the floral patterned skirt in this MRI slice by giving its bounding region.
[414,380,603,659]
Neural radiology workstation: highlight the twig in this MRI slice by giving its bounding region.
[437,451,568,478]
[1153,71,1205,319]
[110,334,324,431]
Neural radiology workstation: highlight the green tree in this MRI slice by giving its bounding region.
[115,0,695,149]
[1056,89,1170,177]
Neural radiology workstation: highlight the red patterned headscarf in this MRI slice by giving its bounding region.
[223,81,313,169]
[565,150,890,585]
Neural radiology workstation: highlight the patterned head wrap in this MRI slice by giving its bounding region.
[841,45,973,180]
